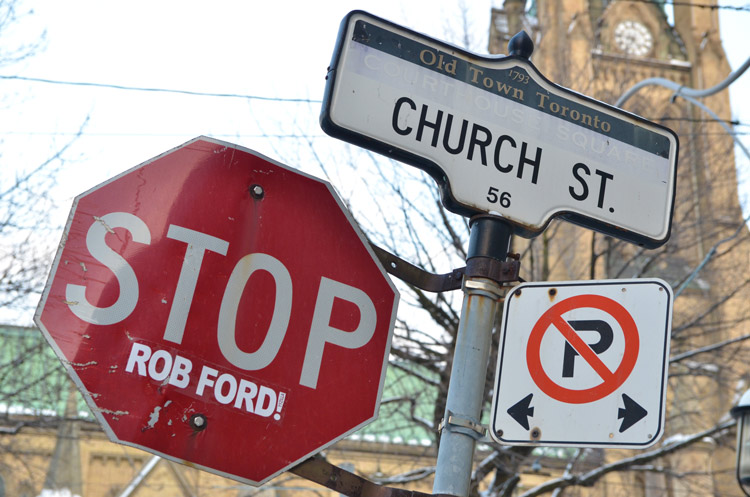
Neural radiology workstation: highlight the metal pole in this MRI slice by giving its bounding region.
[432,217,512,496]
[431,31,526,497]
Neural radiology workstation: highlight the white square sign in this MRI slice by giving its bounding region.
[490,279,672,448]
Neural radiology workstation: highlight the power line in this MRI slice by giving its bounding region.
[650,116,744,125]
[3,128,750,138]
[626,0,750,11]
[0,75,323,103]
[4,75,750,136]
[3,76,748,125]
[617,52,750,161]
[0,131,327,138]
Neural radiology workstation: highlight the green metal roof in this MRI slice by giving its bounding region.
[353,362,439,446]
[0,325,89,418]
[0,326,438,445]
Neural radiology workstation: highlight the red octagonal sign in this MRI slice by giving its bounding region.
[34,137,399,485]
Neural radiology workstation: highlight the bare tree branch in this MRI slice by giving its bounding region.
[518,419,735,497]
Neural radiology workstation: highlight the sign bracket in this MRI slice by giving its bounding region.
[290,456,452,497]
[369,243,465,292]
[370,240,521,292]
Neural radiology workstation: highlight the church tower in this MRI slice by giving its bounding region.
[490,1,750,495]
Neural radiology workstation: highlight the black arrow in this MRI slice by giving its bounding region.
[617,394,647,432]
[507,393,534,430]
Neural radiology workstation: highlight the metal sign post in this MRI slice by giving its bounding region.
[433,217,512,496]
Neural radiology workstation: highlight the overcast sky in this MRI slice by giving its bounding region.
[2,1,490,195]
[3,1,748,201]
[2,0,749,324]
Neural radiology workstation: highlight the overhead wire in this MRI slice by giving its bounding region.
[2,75,749,138]
[0,74,323,103]
[616,54,750,161]
[0,131,327,138]
[625,0,750,10]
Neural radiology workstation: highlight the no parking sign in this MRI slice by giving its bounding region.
[490,279,672,448]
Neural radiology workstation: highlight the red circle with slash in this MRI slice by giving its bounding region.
[526,294,639,404]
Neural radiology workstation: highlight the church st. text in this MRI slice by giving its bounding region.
[391,96,617,212]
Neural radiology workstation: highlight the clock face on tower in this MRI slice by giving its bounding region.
[613,20,653,57]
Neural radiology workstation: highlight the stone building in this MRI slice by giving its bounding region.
[490,0,750,495]
[0,325,441,497]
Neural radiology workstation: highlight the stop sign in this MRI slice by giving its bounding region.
[34,137,399,486]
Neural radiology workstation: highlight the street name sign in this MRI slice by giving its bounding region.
[34,137,399,486]
[321,11,679,248]
[490,279,672,448]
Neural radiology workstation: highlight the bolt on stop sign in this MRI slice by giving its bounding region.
[34,137,399,486]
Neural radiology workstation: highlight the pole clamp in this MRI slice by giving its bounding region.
[462,278,506,300]
[465,255,520,284]
[438,410,487,440]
